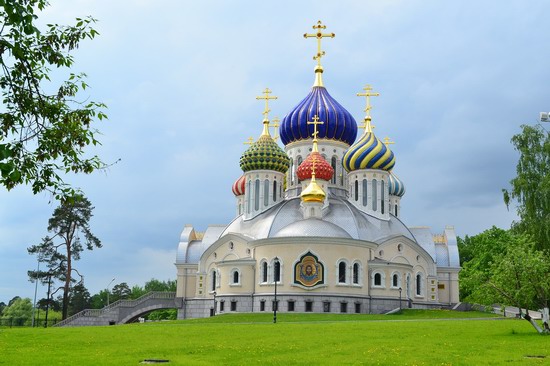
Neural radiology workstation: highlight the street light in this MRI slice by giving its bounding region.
[273,257,279,324]
[106,278,115,306]
[398,287,402,311]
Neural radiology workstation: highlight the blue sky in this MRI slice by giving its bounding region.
[1,0,548,304]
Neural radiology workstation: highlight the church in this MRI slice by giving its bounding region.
[175,21,460,319]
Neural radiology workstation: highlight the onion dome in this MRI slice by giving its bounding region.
[232,175,246,196]
[301,177,326,203]
[240,122,290,174]
[296,152,334,181]
[388,172,405,197]
[279,86,358,146]
[342,118,395,172]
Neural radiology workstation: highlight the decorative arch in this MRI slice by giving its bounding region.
[294,251,324,287]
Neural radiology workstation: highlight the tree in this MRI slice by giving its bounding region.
[1,297,33,325]
[111,282,131,302]
[0,0,107,199]
[144,279,176,292]
[27,195,101,319]
[0,301,6,316]
[68,282,90,316]
[503,124,550,252]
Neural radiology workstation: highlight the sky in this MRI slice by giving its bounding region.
[1,0,549,305]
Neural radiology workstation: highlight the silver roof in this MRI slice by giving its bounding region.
[176,225,226,264]
[274,218,352,238]
[409,227,437,260]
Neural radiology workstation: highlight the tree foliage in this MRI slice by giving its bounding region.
[27,195,101,319]
[0,0,107,199]
[1,297,32,323]
[68,282,90,316]
[503,124,550,252]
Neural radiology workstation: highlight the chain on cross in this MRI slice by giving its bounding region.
[304,20,335,67]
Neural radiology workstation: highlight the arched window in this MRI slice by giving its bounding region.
[264,179,269,207]
[273,180,277,202]
[238,203,241,215]
[231,269,240,285]
[354,179,359,201]
[372,179,378,211]
[362,179,368,206]
[273,259,281,282]
[353,263,360,284]
[374,272,382,286]
[297,157,303,183]
[211,269,217,291]
[289,160,294,185]
[246,180,251,214]
[416,273,423,296]
[338,261,346,283]
[254,179,260,211]
[392,273,400,288]
[395,205,398,217]
[331,157,337,184]
[381,179,385,214]
[261,261,268,283]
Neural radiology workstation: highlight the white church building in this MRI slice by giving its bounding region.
[174,22,460,319]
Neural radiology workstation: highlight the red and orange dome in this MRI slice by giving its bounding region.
[232,175,246,196]
[296,152,334,181]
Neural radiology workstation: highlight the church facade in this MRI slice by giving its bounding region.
[175,22,460,319]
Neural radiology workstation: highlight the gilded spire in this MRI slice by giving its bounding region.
[256,88,278,136]
[304,20,335,87]
[270,117,280,141]
[357,84,379,133]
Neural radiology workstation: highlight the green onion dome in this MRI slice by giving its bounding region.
[240,126,290,174]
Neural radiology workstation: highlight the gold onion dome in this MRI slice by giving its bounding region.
[300,176,326,203]
[239,122,290,174]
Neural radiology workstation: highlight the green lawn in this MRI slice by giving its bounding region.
[0,310,547,365]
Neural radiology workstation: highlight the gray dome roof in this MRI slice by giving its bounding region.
[273,218,352,238]
[221,196,415,243]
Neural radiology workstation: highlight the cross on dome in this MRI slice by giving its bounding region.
[243,137,254,145]
[270,117,280,141]
[307,114,324,152]
[256,88,278,136]
[304,20,335,87]
[383,137,395,146]
[357,84,379,133]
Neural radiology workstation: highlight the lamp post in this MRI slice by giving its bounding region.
[273,257,279,324]
[31,256,40,328]
[398,287,402,311]
[106,278,115,306]
[213,291,217,316]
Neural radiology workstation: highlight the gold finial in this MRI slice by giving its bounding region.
[306,115,324,152]
[256,88,278,136]
[304,20,335,87]
[243,137,254,145]
[270,117,280,141]
[357,84,380,133]
[383,137,395,146]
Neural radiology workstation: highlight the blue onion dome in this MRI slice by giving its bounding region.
[279,86,358,146]
[388,171,406,197]
[240,122,290,174]
[342,118,395,172]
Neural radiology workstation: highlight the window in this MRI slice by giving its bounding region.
[381,179,385,214]
[340,302,348,313]
[438,283,445,289]
[230,301,237,311]
[331,157,337,184]
[395,205,398,216]
[232,269,239,285]
[219,301,225,312]
[416,273,423,296]
[355,303,361,314]
[353,263,360,284]
[372,179,378,211]
[354,179,359,201]
[264,179,269,207]
[297,156,303,183]
[287,301,295,312]
[246,181,251,213]
[374,273,382,286]
[260,300,265,311]
[372,271,385,288]
[338,261,347,283]
[392,273,399,288]
[290,160,294,185]
[305,300,313,312]
[362,179,368,206]
[261,261,268,283]
[254,179,260,211]
[323,301,331,312]
[273,259,281,282]
[211,269,217,291]
[273,180,277,202]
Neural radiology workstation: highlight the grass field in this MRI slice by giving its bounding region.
[1,310,548,365]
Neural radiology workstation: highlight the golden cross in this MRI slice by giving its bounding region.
[307,115,324,153]
[304,20,335,67]
[357,84,380,118]
[256,88,278,122]
[243,137,254,145]
[358,119,375,132]
[270,117,280,141]
[383,137,395,146]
